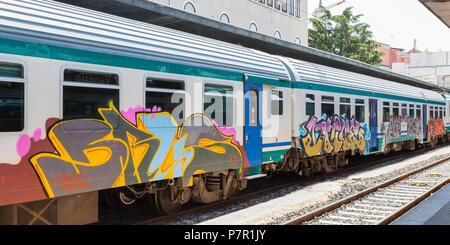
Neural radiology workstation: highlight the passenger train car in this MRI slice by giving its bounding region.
[0,0,448,223]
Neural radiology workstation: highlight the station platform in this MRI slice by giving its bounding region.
[391,183,450,225]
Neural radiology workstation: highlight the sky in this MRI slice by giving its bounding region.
[307,0,450,52]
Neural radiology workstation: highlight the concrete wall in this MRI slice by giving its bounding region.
[148,0,308,46]
[410,51,450,67]
[393,52,450,88]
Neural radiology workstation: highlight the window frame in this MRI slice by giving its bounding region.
[270,88,284,116]
[274,30,282,39]
[339,97,351,118]
[183,2,196,13]
[305,93,316,117]
[219,12,230,24]
[354,98,365,123]
[249,22,258,32]
[392,102,399,117]
[0,58,26,134]
[401,103,407,117]
[382,101,390,122]
[202,80,236,127]
[144,74,186,124]
[60,64,121,119]
[320,94,335,118]
[409,104,415,117]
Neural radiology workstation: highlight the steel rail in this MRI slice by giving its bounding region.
[285,155,450,225]
[377,178,450,225]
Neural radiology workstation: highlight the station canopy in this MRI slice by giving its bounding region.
[420,0,450,29]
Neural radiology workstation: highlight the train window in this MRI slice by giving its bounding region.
[0,82,24,132]
[271,89,283,116]
[355,99,365,104]
[248,90,258,126]
[355,99,365,122]
[0,62,23,78]
[204,84,233,127]
[439,107,442,119]
[383,102,390,122]
[409,104,414,117]
[416,108,421,119]
[393,102,399,117]
[321,95,334,118]
[63,69,119,120]
[0,62,24,132]
[339,97,350,118]
[430,106,434,118]
[401,104,407,117]
[146,78,185,125]
[305,94,315,116]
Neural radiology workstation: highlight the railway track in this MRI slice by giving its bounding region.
[95,144,449,225]
[286,156,450,225]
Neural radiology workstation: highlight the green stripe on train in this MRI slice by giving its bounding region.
[262,149,289,163]
[0,37,445,105]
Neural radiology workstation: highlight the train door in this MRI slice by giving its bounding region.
[244,82,262,176]
[423,104,427,141]
[369,99,378,151]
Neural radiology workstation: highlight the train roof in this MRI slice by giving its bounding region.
[0,0,291,81]
[280,57,445,104]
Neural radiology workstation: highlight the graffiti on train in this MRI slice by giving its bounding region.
[428,118,445,138]
[380,116,422,143]
[27,103,244,198]
[298,114,370,157]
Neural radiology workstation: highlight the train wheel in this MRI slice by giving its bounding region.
[103,187,137,209]
[153,185,181,214]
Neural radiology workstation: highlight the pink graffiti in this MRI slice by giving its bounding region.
[33,128,41,142]
[212,120,237,144]
[16,128,43,157]
[121,106,162,124]
[121,106,151,125]
[16,134,31,157]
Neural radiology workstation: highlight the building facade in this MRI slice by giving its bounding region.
[376,42,408,71]
[392,51,450,88]
[148,0,308,46]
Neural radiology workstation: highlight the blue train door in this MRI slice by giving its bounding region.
[244,82,262,176]
[423,104,427,141]
[369,99,378,151]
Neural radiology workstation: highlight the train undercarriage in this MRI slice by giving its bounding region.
[262,133,450,177]
[102,169,247,215]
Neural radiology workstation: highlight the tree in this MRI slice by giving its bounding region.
[309,6,384,66]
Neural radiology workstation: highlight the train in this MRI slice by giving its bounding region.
[0,0,448,224]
